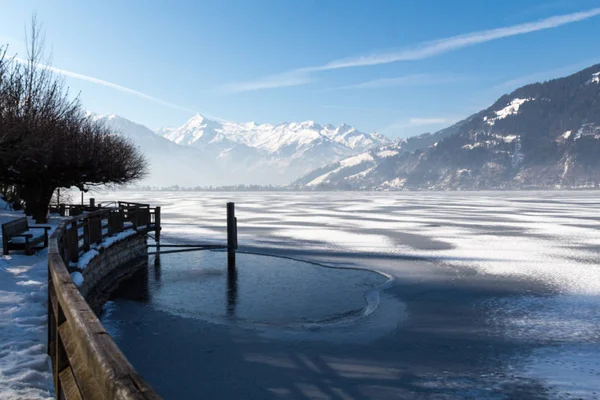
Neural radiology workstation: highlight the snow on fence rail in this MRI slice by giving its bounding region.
[47,204,161,399]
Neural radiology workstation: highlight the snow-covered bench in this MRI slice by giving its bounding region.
[2,217,51,255]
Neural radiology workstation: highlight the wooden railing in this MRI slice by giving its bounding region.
[48,204,161,399]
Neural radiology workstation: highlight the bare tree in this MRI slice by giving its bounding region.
[0,18,148,222]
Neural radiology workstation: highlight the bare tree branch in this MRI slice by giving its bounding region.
[0,18,148,222]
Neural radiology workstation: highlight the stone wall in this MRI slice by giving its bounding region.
[78,232,148,312]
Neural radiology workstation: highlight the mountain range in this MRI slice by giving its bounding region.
[92,113,388,186]
[95,63,600,190]
[295,64,600,190]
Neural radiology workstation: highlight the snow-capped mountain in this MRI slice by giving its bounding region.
[159,114,387,154]
[155,114,388,185]
[91,113,387,186]
[296,64,600,190]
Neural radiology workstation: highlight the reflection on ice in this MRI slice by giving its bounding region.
[485,295,600,344]
[520,344,600,399]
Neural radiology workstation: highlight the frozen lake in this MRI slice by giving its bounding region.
[96,191,600,399]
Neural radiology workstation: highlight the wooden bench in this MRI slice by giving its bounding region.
[2,217,51,255]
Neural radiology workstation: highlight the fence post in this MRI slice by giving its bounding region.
[227,202,236,269]
[61,234,68,263]
[69,221,79,263]
[54,303,67,400]
[119,209,125,233]
[154,206,161,251]
[131,207,138,230]
[83,218,90,252]
[47,272,53,358]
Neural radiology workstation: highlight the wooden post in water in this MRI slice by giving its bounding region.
[227,202,236,269]
[89,198,95,208]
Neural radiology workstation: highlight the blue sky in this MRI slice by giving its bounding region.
[1,0,600,138]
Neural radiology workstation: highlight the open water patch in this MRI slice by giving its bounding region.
[107,249,388,329]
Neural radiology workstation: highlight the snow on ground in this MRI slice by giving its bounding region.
[67,229,140,287]
[306,170,337,186]
[0,207,54,399]
[485,98,534,125]
[306,153,375,187]
[0,199,142,398]
[95,229,137,250]
[70,271,84,287]
[347,166,376,181]
[96,190,600,399]
[376,149,399,158]
[339,152,374,167]
[70,249,100,271]
[381,177,407,188]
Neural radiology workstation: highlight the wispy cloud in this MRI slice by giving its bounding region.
[320,105,401,113]
[318,7,600,70]
[225,7,600,92]
[324,73,468,91]
[15,57,198,114]
[407,117,457,126]
[222,70,313,93]
[382,117,459,133]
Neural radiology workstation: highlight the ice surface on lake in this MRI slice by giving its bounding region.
[96,190,600,398]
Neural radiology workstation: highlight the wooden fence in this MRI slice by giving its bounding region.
[47,203,161,399]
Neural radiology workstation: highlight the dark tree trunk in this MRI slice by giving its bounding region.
[34,185,55,224]
[22,183,55,224]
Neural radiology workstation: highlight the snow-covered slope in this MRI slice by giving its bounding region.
[293,121,467,188]
[296,64,600,190]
